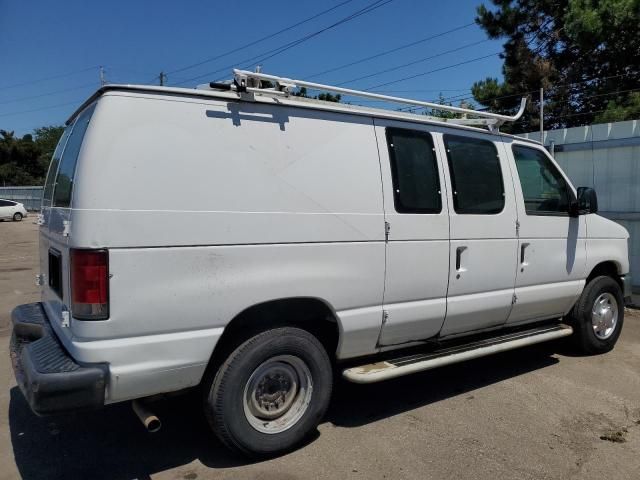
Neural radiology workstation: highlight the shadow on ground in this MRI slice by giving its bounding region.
[9,342,562,479]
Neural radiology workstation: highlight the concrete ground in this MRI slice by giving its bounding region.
[1,220,639,480]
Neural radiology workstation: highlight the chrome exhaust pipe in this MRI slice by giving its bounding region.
[132,400,161,433]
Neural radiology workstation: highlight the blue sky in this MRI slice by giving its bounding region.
[1,0,505,135]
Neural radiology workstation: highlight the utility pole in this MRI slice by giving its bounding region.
[539,87,544,144]
[159,72,166,86]
[99,66,106,86]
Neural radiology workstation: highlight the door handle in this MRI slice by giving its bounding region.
[520,243,530,264]
[456,246,467,271]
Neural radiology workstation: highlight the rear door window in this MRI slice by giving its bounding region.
[52,103,96,207]
[385,128,442,213]
[42,127,72,207]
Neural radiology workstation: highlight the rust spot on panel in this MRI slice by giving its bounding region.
[352,361,393,374]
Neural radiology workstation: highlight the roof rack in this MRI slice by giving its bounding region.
[219,69,527,132]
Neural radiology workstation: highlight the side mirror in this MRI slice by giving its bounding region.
[575,187,598,215]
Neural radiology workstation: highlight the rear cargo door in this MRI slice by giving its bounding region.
[39,103,96,326]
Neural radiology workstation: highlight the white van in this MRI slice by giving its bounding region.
[11,70,631,457]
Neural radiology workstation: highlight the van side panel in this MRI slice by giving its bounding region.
[64,93,386,400]
[72,94,383,245]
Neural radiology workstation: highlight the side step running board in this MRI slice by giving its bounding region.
[343,324,573,384]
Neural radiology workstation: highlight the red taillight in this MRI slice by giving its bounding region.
[71,249,109,320]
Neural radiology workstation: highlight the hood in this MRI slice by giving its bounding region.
[587,214,630,239]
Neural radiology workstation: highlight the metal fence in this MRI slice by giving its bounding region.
[0,186,43,211]
[521,119,640,288]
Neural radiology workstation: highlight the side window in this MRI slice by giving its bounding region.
[42,127,72,207]
[512,145,570,215]
[0,200,11,207]
[386,128,442,213]
[53,103,96,208]
[444,135,504,214]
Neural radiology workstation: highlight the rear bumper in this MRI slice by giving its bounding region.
[621,274,633,305]
[10,303,107,415]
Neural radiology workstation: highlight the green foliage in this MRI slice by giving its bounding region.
[293,87,341,103]
[473,0,640,132]
[595,92,640,123]
[0,126,64,186]
[424,93,467,119]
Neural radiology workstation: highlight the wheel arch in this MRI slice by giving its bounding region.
[206,296,341,376]
[586,261,623,288]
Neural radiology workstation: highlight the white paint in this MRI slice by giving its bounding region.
[439,131,519,337]
[521,120,640,285]
[373,118,450,345]
[30,86,630,402]
[0,199,28,220]
[501,139,587,323]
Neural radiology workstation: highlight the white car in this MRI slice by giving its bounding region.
[10,70,631,457]
[0,199,28,221]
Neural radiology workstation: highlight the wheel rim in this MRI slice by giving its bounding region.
[591,292,618,340]
[243,354,313,434]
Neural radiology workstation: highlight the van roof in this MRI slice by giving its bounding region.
[68,84,542,146]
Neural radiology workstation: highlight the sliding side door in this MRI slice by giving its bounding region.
[438,132,519,337]
[374,119,450,345]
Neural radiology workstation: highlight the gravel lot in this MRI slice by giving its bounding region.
[1,219,639,480]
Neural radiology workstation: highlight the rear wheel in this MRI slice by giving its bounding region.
[566,275,624,354]
[203,327,332,457]
[12,212,23,222]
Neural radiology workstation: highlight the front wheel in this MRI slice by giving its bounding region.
[566,275,624,354]
[203,327,332,457]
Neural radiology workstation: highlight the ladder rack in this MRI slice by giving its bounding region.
[220,69,527,131]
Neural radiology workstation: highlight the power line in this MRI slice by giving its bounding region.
[304,22,476,80]
[0,66,99,91]
[337,39,490,86]
[436,72,640,109]
[173,0,396,86]
[0,82,97,106]
[0,100,83,118]
[372,88,471,93]
[363,52,501,90]
[234,0,396,73]
[394,72,640,116]
[165,0,357,77]
[414,83,640,119]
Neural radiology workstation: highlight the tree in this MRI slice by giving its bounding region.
[595,91,640,123]
[422,93,473,119]
[293,87,341,103]
[472,0,640,132]
[0,126,64,186]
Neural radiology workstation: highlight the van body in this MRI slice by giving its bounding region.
[11,84,631,455]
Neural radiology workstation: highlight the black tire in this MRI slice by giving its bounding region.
[13,212,23,222]
[203,327,332,457]
[566,275,624,354]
